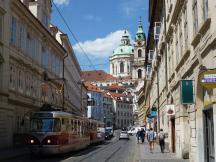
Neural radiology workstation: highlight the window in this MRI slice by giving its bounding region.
[0,14,3,41]
[26,33,36,59]
[203,0,208,20]
[138,49,142,57]
[193,0,198,34]
[18,23,25,51]
[10,16,16,44]
[120,62,124,73]
[154,22,161,40]
[42,47,49,69]
[146,65,151,76]
[148,50,154,61]
[138,69,142,79]
[183,7,188,50]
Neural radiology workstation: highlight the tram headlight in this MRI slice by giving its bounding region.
[30,139,34,144]
[47,139,51,144]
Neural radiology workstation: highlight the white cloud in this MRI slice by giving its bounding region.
[53,0,70,6]
[74,30,131,58]
[84,14,102,22]
[121,0,145,16]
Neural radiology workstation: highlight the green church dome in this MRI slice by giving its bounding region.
[113,45,134,55]
[112,30,134,56]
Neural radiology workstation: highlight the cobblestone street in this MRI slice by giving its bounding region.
[1,133,189,162]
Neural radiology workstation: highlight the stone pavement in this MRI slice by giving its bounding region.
[133,140,189,162]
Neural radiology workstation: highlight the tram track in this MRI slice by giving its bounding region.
[74,138,129,162]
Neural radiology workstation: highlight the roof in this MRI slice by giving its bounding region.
[109,92,127,98]
[82,70,117,82]
[84,82,102,93]
[107,84,124,90]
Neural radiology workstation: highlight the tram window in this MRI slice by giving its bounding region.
[62,118,65,125]
[53,119,61,132]
[31,118,60,132]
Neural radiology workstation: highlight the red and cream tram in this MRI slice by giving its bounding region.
[27,111,105,155]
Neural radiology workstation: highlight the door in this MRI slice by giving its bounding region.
[204,108,215,162]
[171,118,176,153]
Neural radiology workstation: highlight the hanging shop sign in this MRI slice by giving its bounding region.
[180,80,194,104]
[199,70,216,89]
[166,104,175,116]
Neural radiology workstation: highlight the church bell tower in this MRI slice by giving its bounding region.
[132,18,146,80]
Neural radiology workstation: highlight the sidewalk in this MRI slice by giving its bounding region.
[0,146,30,161]
[134,141,189,162]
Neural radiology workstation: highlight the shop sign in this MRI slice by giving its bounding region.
[180,80,194,104]
[199,70,216,89]
[166,104,175,116]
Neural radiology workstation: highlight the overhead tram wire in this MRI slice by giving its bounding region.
[52,0,96,71]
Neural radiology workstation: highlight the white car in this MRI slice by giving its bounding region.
[119,131,130,140]
[128,127,146,135]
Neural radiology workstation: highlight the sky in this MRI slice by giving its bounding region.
[52,0,149,72]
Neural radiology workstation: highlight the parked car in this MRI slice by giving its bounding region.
[119,131,129,140]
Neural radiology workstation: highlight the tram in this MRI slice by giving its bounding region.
[27,111,105,155]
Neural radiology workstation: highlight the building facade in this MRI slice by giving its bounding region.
[110,93,134,129]
[0,0,83,148]
[142,0,216,162]
[85,82,104,122]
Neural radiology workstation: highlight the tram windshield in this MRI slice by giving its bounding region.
[31,118,61,132]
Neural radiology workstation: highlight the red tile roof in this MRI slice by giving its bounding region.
[84,82,102,93]
[107,84,124,90]
[109,92,127,98]
[82,70,117,82]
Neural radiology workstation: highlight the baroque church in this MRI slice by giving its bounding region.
[109,19,146,82]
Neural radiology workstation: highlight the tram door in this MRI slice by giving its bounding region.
[204,108,215,162]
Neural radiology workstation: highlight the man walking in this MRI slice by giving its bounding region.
[147,128,154,153]
[158,129,165,153]
[140,128,145,143]
[136,129,141,144]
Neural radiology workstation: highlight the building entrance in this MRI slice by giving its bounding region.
[171,118,175,153]
[204,108,215,162]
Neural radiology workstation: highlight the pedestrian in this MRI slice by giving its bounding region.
[147,128,155,153]
[136,129,141,144]
[140,128,145,143]
[158,129,165,153]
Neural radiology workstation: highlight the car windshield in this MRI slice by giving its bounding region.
[121,131,127,134]
[31,118,61,132]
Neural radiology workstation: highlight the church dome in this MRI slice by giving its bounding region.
[113,46,134,55]
[112,30,134,56]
